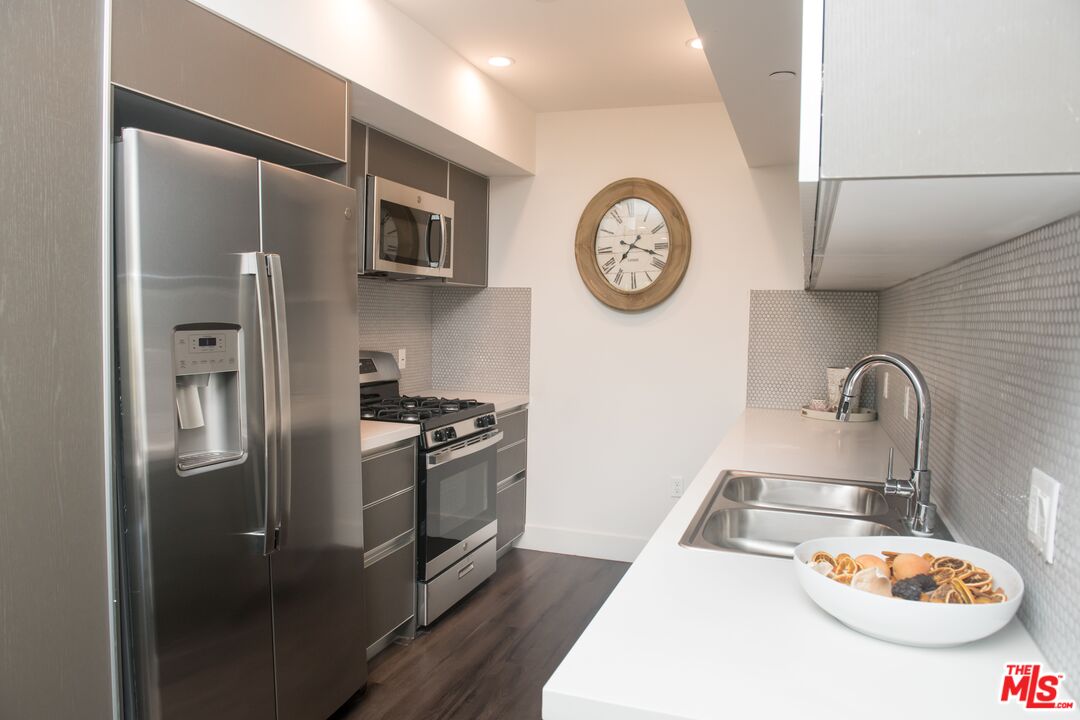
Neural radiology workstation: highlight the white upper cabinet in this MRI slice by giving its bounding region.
[801,0,1080,289]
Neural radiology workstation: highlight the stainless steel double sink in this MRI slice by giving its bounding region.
[680,470,944,558]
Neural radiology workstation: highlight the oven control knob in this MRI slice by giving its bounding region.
[475,417,484,428]
[433,429,445,442]
[484,415,495,427]
[445,427,457,440]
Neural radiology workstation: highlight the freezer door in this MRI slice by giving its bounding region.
[259,162,368,720]
[115,129,277,719]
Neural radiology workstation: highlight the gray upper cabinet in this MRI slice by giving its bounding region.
[446,164,489,287]
[366,128,449,198]
[351,122,490,287]
[112,0,348,161]
[800,0,1080,291]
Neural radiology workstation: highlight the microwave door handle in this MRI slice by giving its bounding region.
[427,430,503,468]
[243,252,278,557]
[440,214,450,271]
[425,215,438,269]
[266,254,292,550]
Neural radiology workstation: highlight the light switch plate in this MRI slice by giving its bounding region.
[397,347,407,369]
[1027,467,1060,563]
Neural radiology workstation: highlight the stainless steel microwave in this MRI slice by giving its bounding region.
[362,175,454,279]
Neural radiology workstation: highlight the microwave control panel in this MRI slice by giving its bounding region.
[174,329,239,376]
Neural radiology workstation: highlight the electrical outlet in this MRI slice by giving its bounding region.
[670,476,683,498]
[1027,468,1061,563]
[397,347,407,369]
[883,371,890,399]
[903,386,911,419]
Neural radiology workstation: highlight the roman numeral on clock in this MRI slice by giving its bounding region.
[650,257,666,270]
[609,207,623,224]
[651,222,665,234]
[654,241,668,250]
[602,257,617,273]
[597,246,613,254]
[614,269,624,286]
[630,272,637,290]
[598,227,614,235]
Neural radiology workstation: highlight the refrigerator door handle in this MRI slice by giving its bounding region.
[267,253,292,550]
[243,251,279,556]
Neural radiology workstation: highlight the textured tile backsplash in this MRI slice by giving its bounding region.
[877,213,1080,691]
[357,281,433,394]
[747,290,878,410]
[432,287,531,394]
[357,281,531,395]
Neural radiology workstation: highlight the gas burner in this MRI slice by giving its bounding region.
[374,408,435,422]
[359,386,494,436]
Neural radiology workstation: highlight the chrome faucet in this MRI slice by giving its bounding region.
[835,353,937,536]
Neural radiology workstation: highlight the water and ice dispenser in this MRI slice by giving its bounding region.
[173,326,245,472]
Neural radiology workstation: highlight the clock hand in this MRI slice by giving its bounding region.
[619,237,660,256]
[619,235,642,262]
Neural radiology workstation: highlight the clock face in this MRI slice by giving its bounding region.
[593,197,669,293]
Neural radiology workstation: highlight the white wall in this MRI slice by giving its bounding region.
[489,103,803,560]
[196,0,536,175]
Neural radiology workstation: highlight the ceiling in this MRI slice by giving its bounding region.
[383,0,721,112]
[684,0,802,167]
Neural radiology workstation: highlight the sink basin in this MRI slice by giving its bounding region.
[680,470,935,558]
[721,474,888,516]
[699,508,897,558]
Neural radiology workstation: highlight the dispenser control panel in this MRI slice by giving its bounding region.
[174,329,239,376]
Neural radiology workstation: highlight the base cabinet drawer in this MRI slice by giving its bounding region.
[362,442,415,505]
[363,489,414,552]
[496,476,526,551]
[496,440,527,484]
[497,408,528,448]
[364,540,415,650]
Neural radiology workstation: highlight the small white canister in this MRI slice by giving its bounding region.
[827,366,863,413]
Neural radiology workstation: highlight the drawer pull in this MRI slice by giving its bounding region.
[458,562,475,579]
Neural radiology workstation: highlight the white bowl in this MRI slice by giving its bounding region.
[793,536,1024,647]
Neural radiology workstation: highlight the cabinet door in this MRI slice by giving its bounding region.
[496,476,526,551]
[446,164,489,287]
[366,129,449,198]
[364,539,415,650]
[112,0,347,161]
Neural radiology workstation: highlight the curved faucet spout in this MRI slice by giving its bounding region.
[835,352,936,535]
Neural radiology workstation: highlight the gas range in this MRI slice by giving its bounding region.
[360,395,497,449]
[358,352,496,449]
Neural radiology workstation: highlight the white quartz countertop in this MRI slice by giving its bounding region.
[543,409,1051,720]
[360,420,420,455]
[422,389,530,414]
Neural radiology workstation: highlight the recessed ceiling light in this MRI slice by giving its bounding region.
[487,56,515,68]
[686,37,704,50]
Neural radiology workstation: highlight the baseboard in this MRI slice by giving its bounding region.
[514,524,647,563]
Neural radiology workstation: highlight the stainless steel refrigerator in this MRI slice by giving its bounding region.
[115,128,367,720]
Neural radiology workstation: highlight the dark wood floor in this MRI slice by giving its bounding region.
[337,549,629,720]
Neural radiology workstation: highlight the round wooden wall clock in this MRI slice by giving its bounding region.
[574,177,691,311]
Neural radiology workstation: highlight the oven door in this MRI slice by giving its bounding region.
[418,429,501,580]
[365,175,454,279]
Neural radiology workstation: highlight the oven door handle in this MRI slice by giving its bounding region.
[427,430,503,468]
